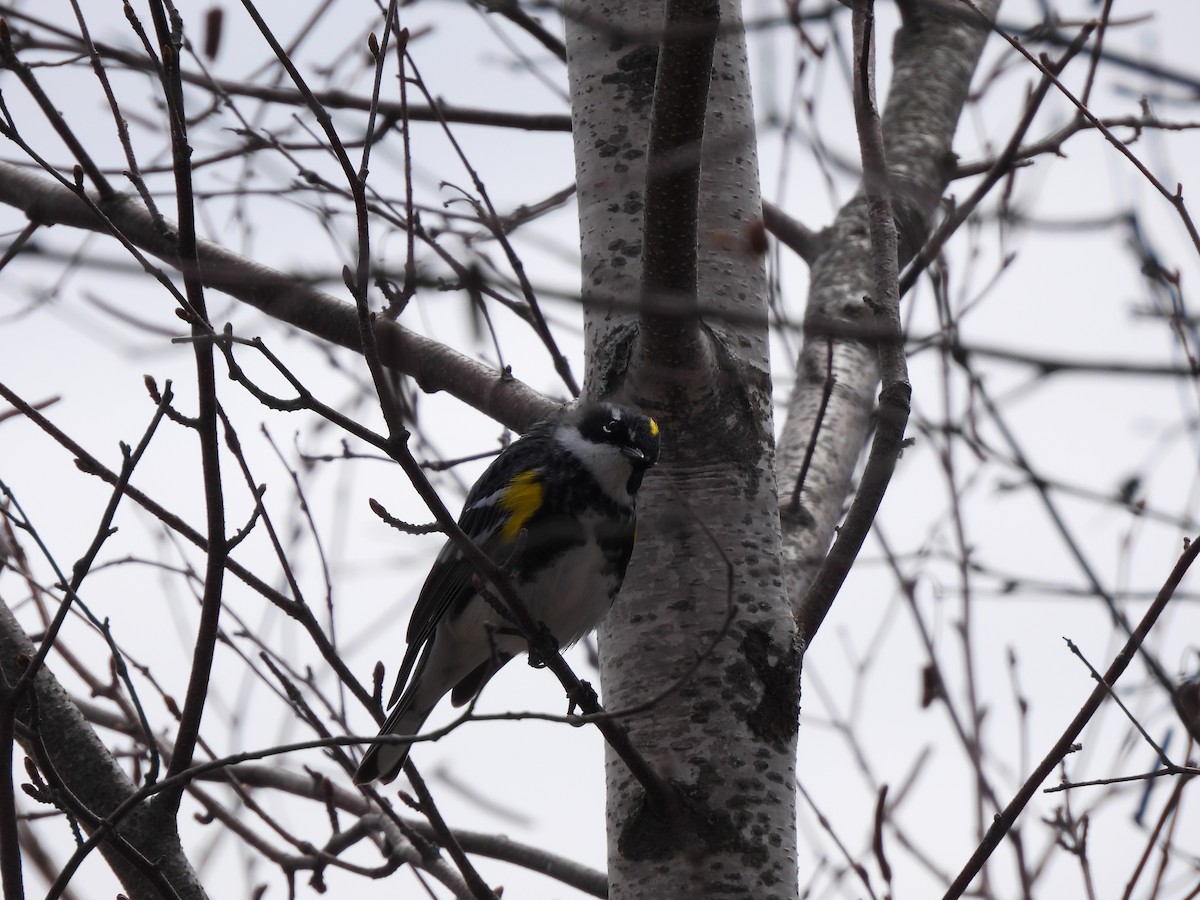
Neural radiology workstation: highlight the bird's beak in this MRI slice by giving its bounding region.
[622,446,646,463]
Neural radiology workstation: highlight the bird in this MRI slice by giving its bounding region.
[353,401,661,784]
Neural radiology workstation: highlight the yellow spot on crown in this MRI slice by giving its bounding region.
[648,418,660,437]
[499,470,544,541]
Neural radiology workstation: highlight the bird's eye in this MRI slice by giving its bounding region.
[602,420,615,434]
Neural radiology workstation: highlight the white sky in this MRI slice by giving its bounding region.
[1,0,1200,897]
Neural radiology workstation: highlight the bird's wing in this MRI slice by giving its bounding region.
[385,432,552,708]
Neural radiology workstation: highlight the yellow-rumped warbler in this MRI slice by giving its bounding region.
[353,402,661,783]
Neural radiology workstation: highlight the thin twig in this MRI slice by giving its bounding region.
[958,0,1200,257]
[941,533,1200,900]
[146,1,229,810]
[404,764,498,900]
[899,20,1095,296]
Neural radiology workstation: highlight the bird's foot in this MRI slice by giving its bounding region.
[526,621,559,669]
[566,680,599,719]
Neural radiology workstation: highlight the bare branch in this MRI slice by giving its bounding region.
[0,160,556,432]
[943,533,1200,899]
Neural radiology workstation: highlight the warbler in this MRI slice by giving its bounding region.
[353,401,661,784]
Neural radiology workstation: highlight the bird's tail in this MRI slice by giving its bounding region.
[352,696,431,784]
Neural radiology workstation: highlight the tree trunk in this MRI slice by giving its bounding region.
[567,1,799,897]
[0,598,208,900]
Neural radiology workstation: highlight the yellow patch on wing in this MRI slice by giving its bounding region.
[648,418,660,437]
[498,470,544,541]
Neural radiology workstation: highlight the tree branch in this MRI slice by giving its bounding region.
[763,199,825,264]
[899,20,1095,296]
[146,1,229,811]
[796,0,910,646]
[942,532,1200,900]
[0,597,208,899]
[779,0,999,638]
[637,0,721,374]
[217,764,607,896]
[4,20,571,132]
[0,160,556,433]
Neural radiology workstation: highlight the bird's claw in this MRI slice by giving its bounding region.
[526,622,559,669]
[565,680,598,719]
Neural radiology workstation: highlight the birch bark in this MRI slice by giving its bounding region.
[567,2,798,897]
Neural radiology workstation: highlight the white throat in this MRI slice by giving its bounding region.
[555,425,635,506]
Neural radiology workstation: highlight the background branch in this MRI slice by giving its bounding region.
[0,161,556,432]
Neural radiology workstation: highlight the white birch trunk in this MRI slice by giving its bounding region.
[566,2,799,897]
[781,2,1003,635]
